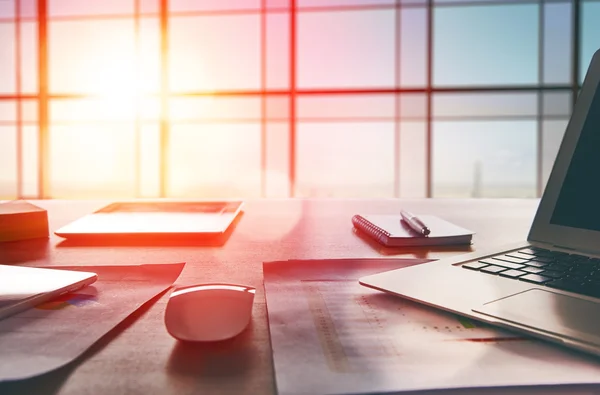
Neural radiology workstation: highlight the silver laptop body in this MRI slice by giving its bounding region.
[0,265,97,320]
[360,49,600,357]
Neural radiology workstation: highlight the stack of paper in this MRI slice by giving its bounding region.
[264,258,600,395]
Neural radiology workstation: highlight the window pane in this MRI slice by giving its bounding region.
[51,99,137,122]
[49,125,136,198]
[299,0,393,7]
[433,121,536,198]
[266,96,289,120]
[49,20,136,94]
[267,0,289,9]
[400,94,426,119]
[298,10,395,88]
[169,97,261,122]
[581,2,600,82]
[297,122,395,197]
[49,0,134,17]
[51,98,159,123]
[140,124,160,197]
[168,124,262,197]
[0,0,15,19]
[170,15,260,92]
[140,0,158,14]
[0,23,16,94]
[266,122,290,197]
[399,121,427,197]
[20,0,37,18]
[433,93,537,118]
[22,125,38,197]
[297,94,394,120]
[22,99,37,122]
[435,0,528,3]
[266,13,289,89]
[400,7,427,87]
[434,4,539,86]
[0,127,16,199]
[140,97,161,122]
[543,92,571,117]
[544,2,571,84]
[139,18,161,95]
[0,101,16,121]
[542,119,568,191]
[169,0,260,12]
[21,22,38,94]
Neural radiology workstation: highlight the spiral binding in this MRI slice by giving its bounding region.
[352,215,391,244]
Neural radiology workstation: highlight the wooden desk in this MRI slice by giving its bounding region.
[0,199,543,394]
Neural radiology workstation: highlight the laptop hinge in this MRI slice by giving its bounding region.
[527,240,600,257]
[550,244,600,257]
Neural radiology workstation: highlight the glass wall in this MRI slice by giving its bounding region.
[0,0,593,199]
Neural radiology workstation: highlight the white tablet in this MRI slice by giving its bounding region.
[55,201,244,240]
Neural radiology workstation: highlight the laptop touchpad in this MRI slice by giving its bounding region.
[473,288,600,346]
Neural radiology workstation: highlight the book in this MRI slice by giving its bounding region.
[352,214,474,247]
[0,200,49,242]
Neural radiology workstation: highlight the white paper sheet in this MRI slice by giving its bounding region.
[264,259,600,395]
[0,263,185,382]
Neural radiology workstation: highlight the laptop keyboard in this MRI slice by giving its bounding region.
[462,247,600,299]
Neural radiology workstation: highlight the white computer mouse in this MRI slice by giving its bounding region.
[164,283,255,342]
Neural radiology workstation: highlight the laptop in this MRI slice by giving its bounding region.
[55,201,243,241]
[1,265,97,320]
[360,48,600,357]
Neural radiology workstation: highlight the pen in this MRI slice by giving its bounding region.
[400,210,431,236]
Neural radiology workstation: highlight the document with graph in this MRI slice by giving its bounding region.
[264,258,600,395]
[0,262,185,382]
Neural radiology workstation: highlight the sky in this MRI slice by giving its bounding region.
[0,0,600,198]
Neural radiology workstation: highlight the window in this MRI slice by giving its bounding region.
[297,122,395,197]
[581,1,600,82]
[0,126,17,198]
[298,9,395,89]
[400,7,427,87]
[170,14,261,92]
[544,2,571,84]
[433,121,537,198]
[0,23,16,94]
[0,0,583,199]
[169,123,262,197]
[433,4,539,86]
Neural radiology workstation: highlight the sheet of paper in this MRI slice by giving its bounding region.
[0,262,185,382]
[264,259,600,395]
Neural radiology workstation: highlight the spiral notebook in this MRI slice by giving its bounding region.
[352,214,474,247]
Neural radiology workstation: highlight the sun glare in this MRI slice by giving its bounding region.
[49,31,163,197]
[91,58,155,121]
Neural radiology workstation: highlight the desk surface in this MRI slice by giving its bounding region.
[0,199,547,394]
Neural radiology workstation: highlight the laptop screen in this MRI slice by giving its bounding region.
[550,86,600,232]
